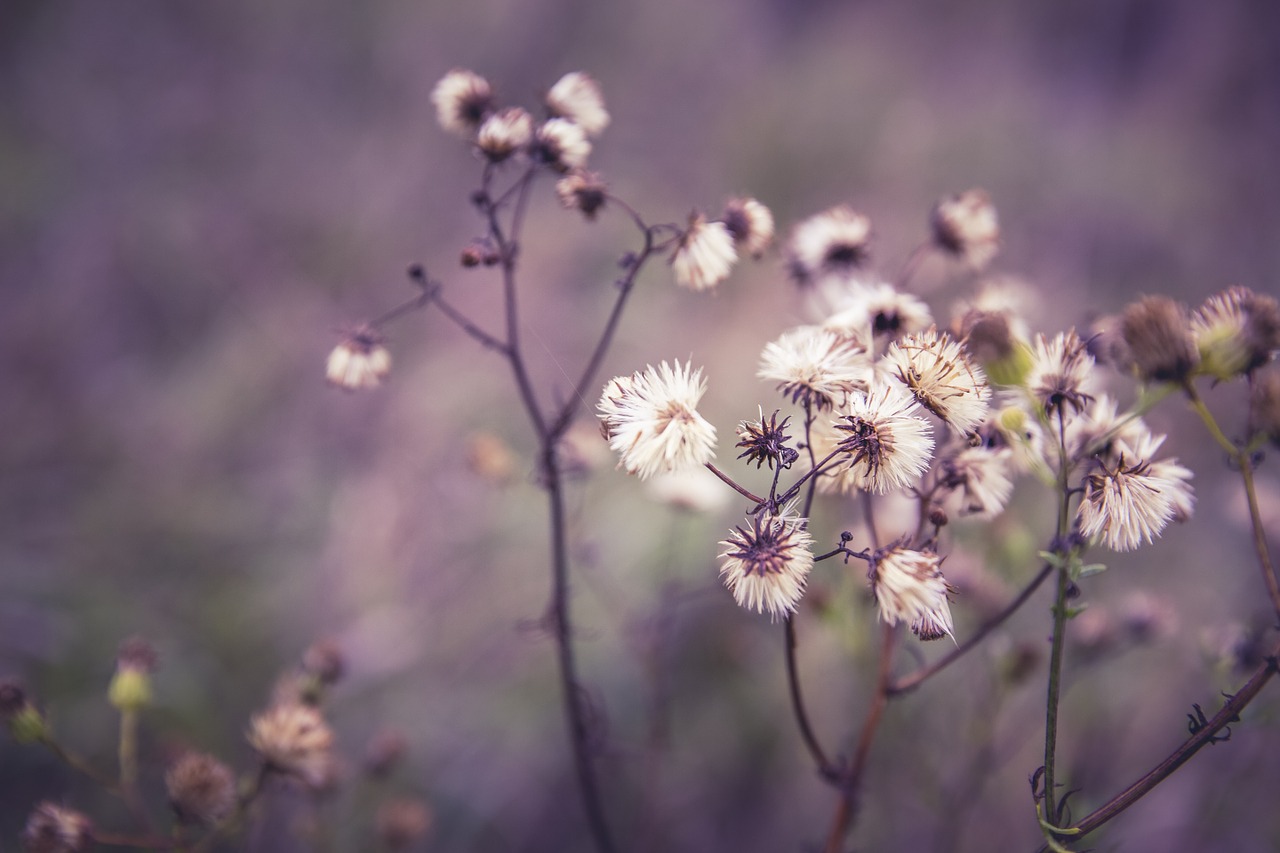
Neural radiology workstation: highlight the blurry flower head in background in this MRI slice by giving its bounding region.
[326,327,392,392]
[786,205,872,287]
[544,71,610,137]
[431,68,495,137]
[931,188,1000,270]
[671,213,737,291]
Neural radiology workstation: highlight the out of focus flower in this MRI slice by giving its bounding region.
[884,328,991,435]
[248,703,336,788]
[827,383,934,495]
[376,797,434,850]
[476,107,533,162]
[532,118,591,172]
[556,170,608,219]
[326,328,391,391]
[1191,286,1280,380]
[1024,330,1095,416]
[166,752,236,826]
[758,326,869,410]
[22,802,91,853]
[645,467,731,513]
[868,544,955,641]
[786,205,872,286]
[721,197,775,259]
[671,214,737,291]
[108,636,157,712]
[597,361,716,480]
[430,69,494,137]
[719,509,815,619]
[1077,457,1183,551]
[545,71,610,137]
[939,445,1015,519]
[466,431,517,483]
[1121,296,1199,383]
[931,189,1000,269]
[823,281,932,344]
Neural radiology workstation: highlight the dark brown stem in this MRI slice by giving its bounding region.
[784,616,837,780]
[704,463,764,505]
[888,562,1054,696]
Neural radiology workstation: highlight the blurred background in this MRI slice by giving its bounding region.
[2,0,1279,850]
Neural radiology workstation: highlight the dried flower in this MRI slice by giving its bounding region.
[823,281,933,344]
[758,326,869,411]
[1077,457,1181,552]
[736,408,798,470]
[827,383,935,495]
[1024,329,1096,416]
[430,69,494,137]
[326,327,391,391]
[884,328,991,435]
[869,544,955,641]
[939,445,1015,519]
[248,702,336,787]
[476,106,533,162]
[721,197,775,259]
[22,802,91,853]
[555,170,608,219]
[531,118,591,172]
[376,797,434,850]
[671,213,737,291]
[1121,295,1199,383]
[1191,286,1280,380]
[545,71,610,137]
[931,189,1000,269]
[786,205,872,286]
[166,752,236,826]
[719,510,815,619]
[597,361,717,480]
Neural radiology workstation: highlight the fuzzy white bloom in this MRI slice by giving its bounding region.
[248,703,336,787]
[1062,395,1153,465]
[532,118,591,172]
[884,328,991,435]
[940,445,1015,519]
[1111,430,1196,522]
[869,545,955,641]
[1190,286,1280,380]
[1077,456,1186,551]
[758,326,870,410]
[721,197,775,259]
[555,170,607,219]
[671,214,737,291]
[545,71,610,137]
[326,329,391,391]
[786,205,872,286]
[822,280,933,344]
[822,382,935,494]
[430,69,494,136]
[719,509,815,619]
[597,361,716,480]
[931,189,1000,269]
[476,106,533,162]
[1024,329,1096,416]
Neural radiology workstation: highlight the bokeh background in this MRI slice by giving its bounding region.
[3,0,1279,850]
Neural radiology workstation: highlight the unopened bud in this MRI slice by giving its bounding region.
[1121,296,1198,383]
[108,636,157,712]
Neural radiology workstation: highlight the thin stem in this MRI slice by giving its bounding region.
[704,463,764,505]
[888,562,1054,696]
[430,290,507,354]
[1040,564,1071,830]
[784,616,837,780]
[43,739,119,792]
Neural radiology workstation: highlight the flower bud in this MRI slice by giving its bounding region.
[108,636,157,713]
[1121,296,1198,383]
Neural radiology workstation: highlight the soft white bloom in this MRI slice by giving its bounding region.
[326,329,391,391]
[1110,430,1196,522]
[822,382,935,494]
[248,703,336,787]
[940,445,1015,519]
[597,361,716,480]
[1077,458,1181,552]
[476,106,533,162]
[822,280,933,344]
[545,71,610,137]
[555,170,607,219]
[884,328,991,435]
[1062,395,1152,464]
[786,205,872,286]
[931,189,1000,269]
[721,197,775,259]
[532,118,591,172]
[758,326,870,410]
[869,545,955,641]
[719,509,815,619]
[430,69,494,136]
[671,214,737,291]
[1024,329,1096,416]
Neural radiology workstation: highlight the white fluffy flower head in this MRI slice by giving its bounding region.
[545,71,610,137]
[430,69,494,136]
[597,361,717,480]
[884,328,991,435]
[719,509,815,620]
[758,326,870,411]
[671,214,737,292]
[786,205,872,286]
[869,544,956,641]
[825,382,935,495]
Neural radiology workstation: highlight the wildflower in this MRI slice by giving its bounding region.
[1077,457,1180,552]
[868,544,955,641]
[1024,330,1095,416]
[758,326,869,410]
[719,510,815,619]
[248,702,336,787]
[955,309,1030,386]
[545,71,610,137]
[884,328,991,435]
[531,118,591,172]
[785,205,872,286]
[1,682,47,744]
[736,408,798,470]
[555,170,608,219]
[377,797,434,850]
[939,445,1015,519]
[108,635,157,712]
[721,197,775,259]
[823,280,932,344]
[430,69,494,137]
[931,189,1000,269]
[22,802,91,853]
[671,213,737,291]
[1112,429,1195,523]
[597,361,717,480]
[827,383,934,494]
[1062,394,1150,463]
[1191,286,1280,380]
[326,327,391,391]
[476,107,533,162]
[1121,295,1199,383]
[166,752,236,826]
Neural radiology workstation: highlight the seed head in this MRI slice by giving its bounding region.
[786,205,872,286]
[430,69,494,137]
[22,803,91,853]
[531,118,591,173]
[758,326,870,410]
[721,197,775,259]
[555,170,608,219]
[545,71,610,137]
[719,510,815,620]
[326,327,391,392]
[166,751,236,826]
[826,382,935,495]
[884,328,991,435]
[248,702,336,788]
[735,408,798,470]
[476,107,533,162]
[869,544,956,641]
[1191,286,1280,380]
[671,213,737,291]
[597,361,717,480]
[931,189,1000,269]
[1121,295,1199,383]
